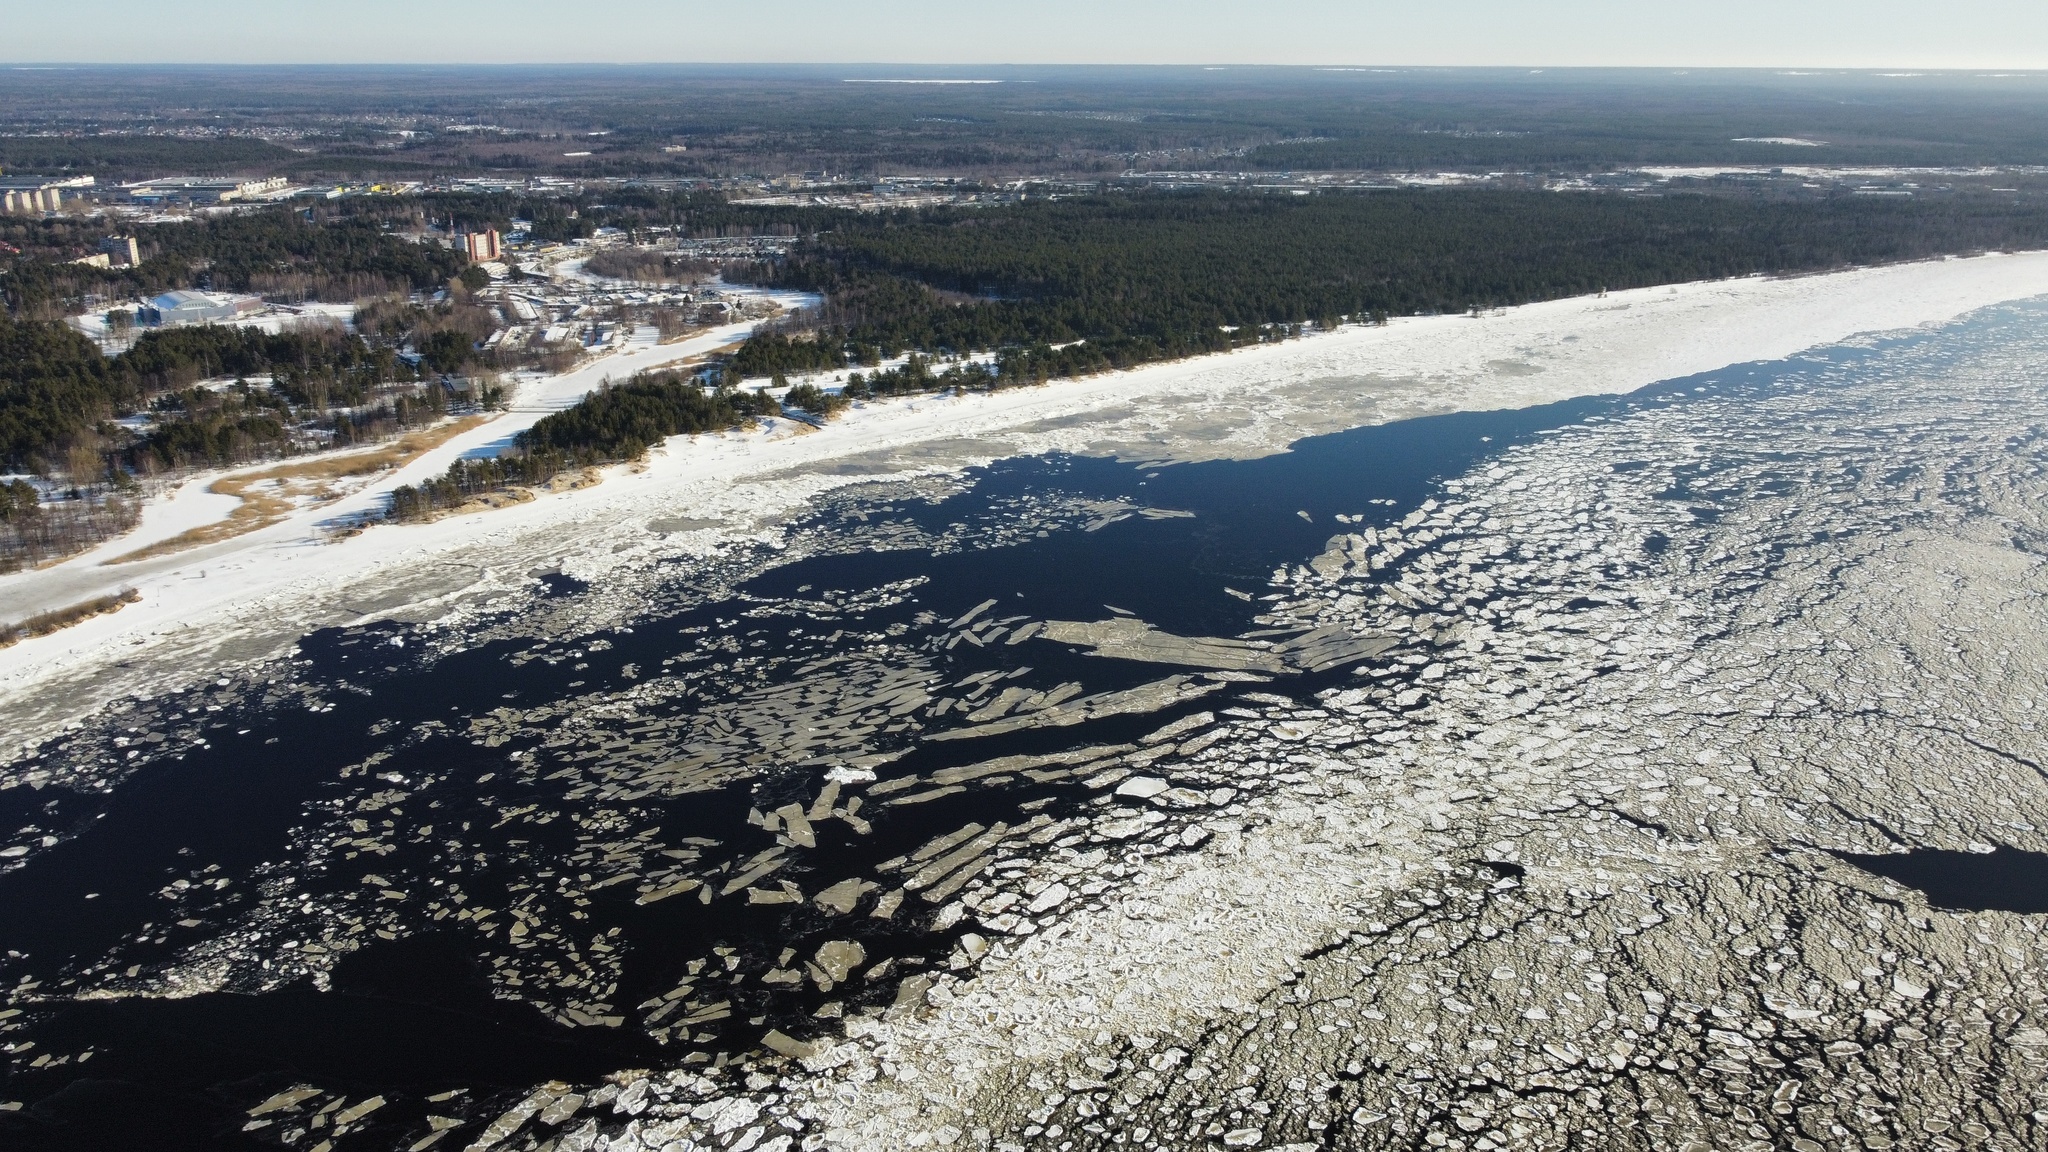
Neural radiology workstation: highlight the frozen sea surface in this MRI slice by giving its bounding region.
[6,299,2048,1151]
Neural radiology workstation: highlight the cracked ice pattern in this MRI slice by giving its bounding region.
[567,305,2048,1152]
[13,301,2048,1152]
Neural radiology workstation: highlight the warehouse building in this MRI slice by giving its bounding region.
[120,176,290,205]
[140,290,262,326]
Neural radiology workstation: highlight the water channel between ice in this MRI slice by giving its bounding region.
[5,298,2048,1151]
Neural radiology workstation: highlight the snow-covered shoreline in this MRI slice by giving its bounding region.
[7,252,2048,748]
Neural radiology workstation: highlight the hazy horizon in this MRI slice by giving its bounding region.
[11,0,2048,70]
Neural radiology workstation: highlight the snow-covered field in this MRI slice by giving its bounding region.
[6,254,2048,748]
[67,302,359,345]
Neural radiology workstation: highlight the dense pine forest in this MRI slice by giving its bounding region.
[748,190,2048,371]
[607,187,2048,406]
[0,314,487,478]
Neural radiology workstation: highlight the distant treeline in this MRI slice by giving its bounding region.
[387,371,781,520]
[0,135,302,179]
[16,69,2048,180]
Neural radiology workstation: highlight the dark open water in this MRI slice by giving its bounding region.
[0,315,2030,1149]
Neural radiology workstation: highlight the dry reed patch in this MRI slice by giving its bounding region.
[0,588,141,647]
[104,415,494,565]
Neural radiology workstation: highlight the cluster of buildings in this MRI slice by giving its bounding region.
[481,273,749,355]
[0,174,94,214]
[728,174,1028,212]
[317,181,423,200]
[118,176,294,206]
[0,173,303,214]
[68,236,143,269]
[101,236,141,266]
[2,167,1011,220]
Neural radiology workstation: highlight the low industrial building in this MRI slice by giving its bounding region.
[139,290,263,326]
[120,176,290,206]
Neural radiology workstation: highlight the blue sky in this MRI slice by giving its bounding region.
[10,0,2048,67]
